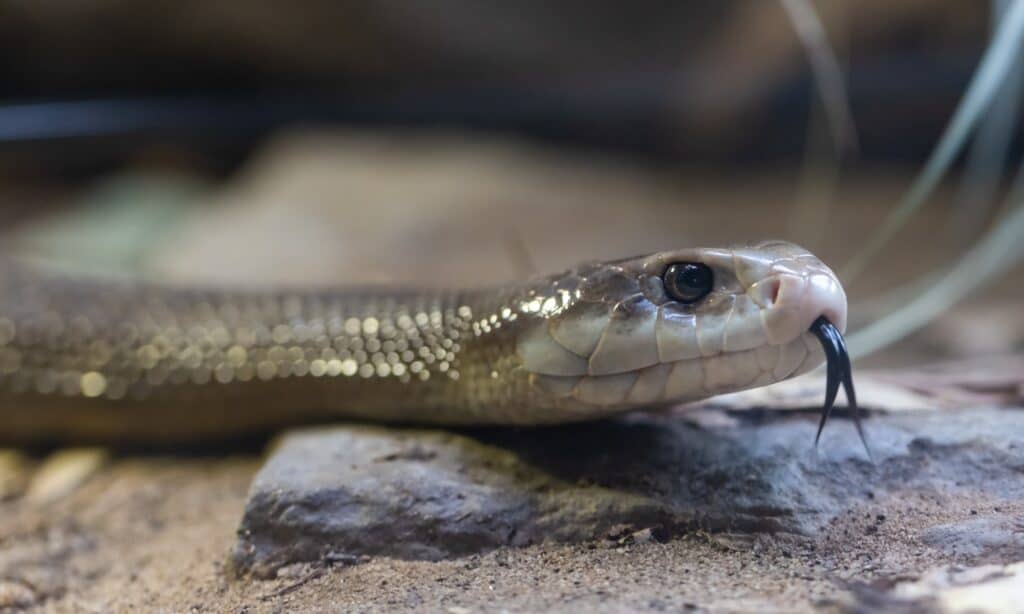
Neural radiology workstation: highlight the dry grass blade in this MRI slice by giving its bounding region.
[842,0,1024,282]
[779,0,858,156]
[848,161,1024,358]
[954,0,1024,239]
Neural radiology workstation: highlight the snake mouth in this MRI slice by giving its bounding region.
[809,316,870,457]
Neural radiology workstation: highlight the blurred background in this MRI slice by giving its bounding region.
[0,0,1021,365]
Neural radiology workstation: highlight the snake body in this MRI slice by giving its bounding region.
[0,241,846,442]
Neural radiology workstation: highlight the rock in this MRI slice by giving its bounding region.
[0,580,37,609]
[24,448,108,504]
[233,426,671,577]
[0,450,30,501]
[919,516,1024,561]
[232,407,1024,577]
[847,561,1024,614]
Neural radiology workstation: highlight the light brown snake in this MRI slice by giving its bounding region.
[0,240,853,443]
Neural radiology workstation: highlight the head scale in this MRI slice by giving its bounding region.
[516,241,847,413]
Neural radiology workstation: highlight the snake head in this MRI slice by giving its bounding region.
[516,241,847,412]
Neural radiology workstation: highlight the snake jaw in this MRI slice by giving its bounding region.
[809,316,871,458]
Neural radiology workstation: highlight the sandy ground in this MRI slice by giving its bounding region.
[1,132,1023,612]
[3,448,1020,612]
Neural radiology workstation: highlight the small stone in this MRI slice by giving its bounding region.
[919,516,1024,559]
[0,450,31,500]
[25,448,109,504]
[0,580,36,609]
[275,563,314,579]
[627,528,658,546]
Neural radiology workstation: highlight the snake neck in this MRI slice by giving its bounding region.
[0,263,559,436]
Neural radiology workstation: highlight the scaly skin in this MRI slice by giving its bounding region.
[0,241,846,442]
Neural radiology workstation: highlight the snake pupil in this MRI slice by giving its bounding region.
[663,262,714,303]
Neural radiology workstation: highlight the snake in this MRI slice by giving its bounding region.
[0,240,860,443]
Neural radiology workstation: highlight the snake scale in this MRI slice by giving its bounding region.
[0,241,856,443]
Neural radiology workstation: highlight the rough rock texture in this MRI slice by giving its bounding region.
[919,516,1024,562]
[232,406,1024,577]
[849,561,1024,612]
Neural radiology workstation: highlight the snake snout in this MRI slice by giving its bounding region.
[760,271,847,345]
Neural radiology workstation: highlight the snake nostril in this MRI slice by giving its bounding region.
[749,276,785,309]
[767,278,782,307]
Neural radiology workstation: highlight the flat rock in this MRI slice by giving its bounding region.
[848,561,1024,613]
[232,407,1024,577]
[919,516,1024,561]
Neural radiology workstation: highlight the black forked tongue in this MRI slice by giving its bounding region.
[808,316,871,459]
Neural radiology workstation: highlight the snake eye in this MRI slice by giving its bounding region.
[663,262,714,304]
